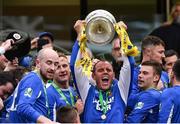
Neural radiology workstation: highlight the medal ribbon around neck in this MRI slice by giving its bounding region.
[75,26,93,77]
[114,23,139,57]
[52,82,75,106]
[99,90,109,116]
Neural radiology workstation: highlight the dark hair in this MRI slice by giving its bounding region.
[165,49,179,58]
[141,35,165,51]
[11,66,26,85]
[172,59,180,81]
[141,61,163,76]
[0,71,15,86]
[56,105,79,123]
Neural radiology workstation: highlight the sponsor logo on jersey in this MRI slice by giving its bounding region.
[93,96,114,111]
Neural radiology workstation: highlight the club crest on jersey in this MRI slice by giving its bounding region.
[135,102,144,109]
[24,88,33,97]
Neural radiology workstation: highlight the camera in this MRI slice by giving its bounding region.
[37,39,50,51]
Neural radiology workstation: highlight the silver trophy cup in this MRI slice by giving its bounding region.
[85,9,116,46]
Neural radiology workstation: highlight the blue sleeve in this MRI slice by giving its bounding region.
[158,89,173,123]
[47,87,56,121]
[127,66,140,110]
[0,95,12,118]
[70,41,81,98]
[16,75,42,122]
[130,66,140,94]
[70,40,79,68]
[126,92,157,123]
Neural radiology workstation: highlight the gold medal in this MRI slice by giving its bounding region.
[101,114,106,120]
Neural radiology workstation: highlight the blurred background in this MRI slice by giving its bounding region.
[0,0,179,61]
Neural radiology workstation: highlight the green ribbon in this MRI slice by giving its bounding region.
[34,70,50,117]
[52,82,75,106]
[99,90,109,115]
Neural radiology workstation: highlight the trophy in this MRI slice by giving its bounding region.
[85,9,116,46]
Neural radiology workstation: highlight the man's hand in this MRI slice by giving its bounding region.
[1,39,14,52]
[31,37,39,49]
[37,115,54,123]
[4,57,19,71]
[74,20,86,41]
[75,99,84,114]
[116,21,127,30]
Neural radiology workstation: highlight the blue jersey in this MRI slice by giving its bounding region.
[8,71,49,123]
[46,84,78,121]
[131,65,169,93]
[127,65,169,111]
[126,89,161,123]
[0,95,13,117]
[0,95,13,123]
[158,85,180,123]
[70,41,135,123]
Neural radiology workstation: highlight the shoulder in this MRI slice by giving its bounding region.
[139,89,160,100]
[19,71,41,87]
[161,87,174,97]
[47,85,59,102]
[47,84,57,95]
[150,25,168,34]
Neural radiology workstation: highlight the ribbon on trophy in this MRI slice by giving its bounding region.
[114,23,139,57]
[75,26,93,77]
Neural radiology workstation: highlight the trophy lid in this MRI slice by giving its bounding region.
[85,9,116,24]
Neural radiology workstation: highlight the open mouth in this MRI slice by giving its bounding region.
[138,80,144,85]
[102,76,109,84]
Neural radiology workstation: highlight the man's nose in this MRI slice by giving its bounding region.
[50,64,56,70]
[162,53,165,58]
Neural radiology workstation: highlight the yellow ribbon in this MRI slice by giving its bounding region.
[75,27,93,77]
[79,27,87,52]
[114,23,139,57]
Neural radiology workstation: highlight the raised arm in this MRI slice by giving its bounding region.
[114,21,137,105]
[70,20,91,103]
[118,55,135,105]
